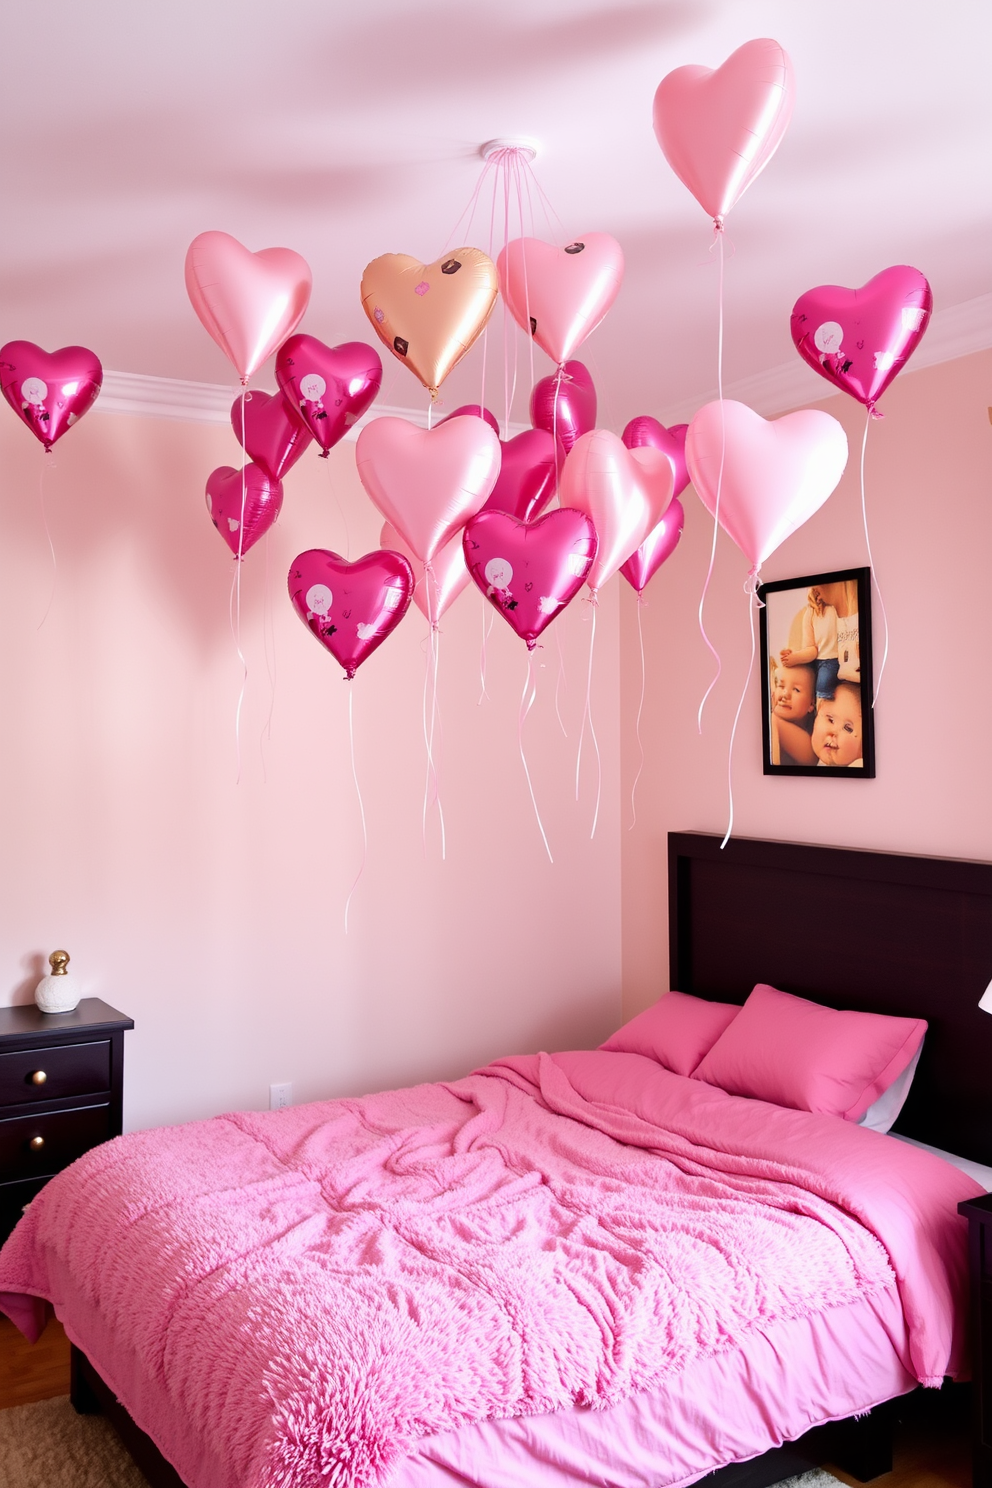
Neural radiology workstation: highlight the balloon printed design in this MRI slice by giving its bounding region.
[622,417,690,499]
[482,428,558,523]
[360,248,498,395]
[381,522,470,626]
[530,361,597,455]
[0,342,102,452]
[463,508,598,650]
[288,548,414,680]
[686,401,849,570]
[560,429,674,594]
[230,391,311,482]
[275,335,383,454]
[498,235,624,366]
[355,414,501,564]
[206,464,284,558]
[790,267,933,413]
[621,497,685,595]
[184,231,312,384]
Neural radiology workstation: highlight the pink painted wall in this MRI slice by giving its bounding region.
[620,350,992,1017]
[0,411,622,1130]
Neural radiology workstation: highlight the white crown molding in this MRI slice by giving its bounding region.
[95,293,992,433]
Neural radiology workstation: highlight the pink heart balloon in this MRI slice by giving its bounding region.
[622,417,690,498]
[288,549,414,680]
[686,401,849,571]
[530,361,597,455]
[621,498,685,595]
[653,39,795,223]
[381,522,470,626]
[791,266,933,412]
[497,235,624,365]
[184,231,311,383]
[230,391,312,481]
[355,415,501,564]
[560,430,674,593]
[0,341,102,452]
[275,335,382,454]
[483,428,557,522]
[206,464,283,558]
[439,404,500,435]
[462,509,598,650]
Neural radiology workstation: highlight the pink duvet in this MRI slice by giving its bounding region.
[0,1049,979,1488]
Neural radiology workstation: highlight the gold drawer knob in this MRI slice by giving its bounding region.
[29,1135,45,1151]
[31,1070,47,1086]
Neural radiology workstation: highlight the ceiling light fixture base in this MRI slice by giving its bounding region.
[480,138,539,163]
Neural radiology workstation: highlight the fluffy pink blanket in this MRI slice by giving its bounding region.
[0,1049,978,1488]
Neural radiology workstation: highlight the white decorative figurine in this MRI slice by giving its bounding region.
[35,949,79,1014]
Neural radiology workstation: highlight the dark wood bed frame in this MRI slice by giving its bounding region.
[69,832,992,1487]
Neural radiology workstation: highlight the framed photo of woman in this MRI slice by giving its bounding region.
[758,566,875,777]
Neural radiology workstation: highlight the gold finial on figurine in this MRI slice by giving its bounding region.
[49,950,70,976]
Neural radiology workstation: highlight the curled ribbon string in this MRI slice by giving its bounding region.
[36,449,58,630]
[697,224,727,732]
[478,607,494,705]
[629,594,647,830]
[553,622,568,737]
[519,648,553,863]
[720,566,762,851]
[343,685,368,935]
[574,597,602,839]
[420,565,446,859]
[859,407,888,704]
[231,390,250,784]
[259,531,277,782]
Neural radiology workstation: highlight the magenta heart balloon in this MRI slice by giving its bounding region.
[0,341,102,452]
[288,548,414,679]
[185,231,311,383]
[205,464,283,558]
[462,508,597,650]
[439,404,500,435]
[621,498,685,594]
[381,522,470,625]
[231,391,312,481]
[498,234,624,365]
[530,361,597,455]
[483,428,557,522]
[622,417,690,498]
[791,266,933,412]
[275,335,382,455]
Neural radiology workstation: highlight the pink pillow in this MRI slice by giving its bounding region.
[692,983,927,1122]
[600,990,741,1077]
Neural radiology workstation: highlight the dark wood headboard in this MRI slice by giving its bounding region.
[668,832,992,1167]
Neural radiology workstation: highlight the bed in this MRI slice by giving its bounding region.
[2,831,991,1488]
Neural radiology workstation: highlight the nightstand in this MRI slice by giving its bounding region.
[959,1190,992,1487]
[0,999,133,1246]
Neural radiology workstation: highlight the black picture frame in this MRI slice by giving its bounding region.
[758,566,874,777]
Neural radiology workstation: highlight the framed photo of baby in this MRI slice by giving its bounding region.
[758,566,875,777]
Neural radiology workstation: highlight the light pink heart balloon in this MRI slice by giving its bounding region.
[205,463,283,558]
[686,401,849,571]
[560,429,674,593]
[497,234,624,366]
[381,522,470,626]
[621,498,685,595]
[355,415,501,565]
[185,231,312,383]
[653,39,795,223]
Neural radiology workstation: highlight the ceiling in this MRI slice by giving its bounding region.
[3,0,990,429]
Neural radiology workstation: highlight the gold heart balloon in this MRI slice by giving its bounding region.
[360,248,498,397]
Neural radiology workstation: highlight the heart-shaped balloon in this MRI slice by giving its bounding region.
[0,342,102,452]
[686,401,849,570]
[360,248,498,395]
[653,39,795,223]
[622,417,690,498]
[205,464,283,558]
[560,430,674,593]
[355,415,501,564]
[275,335,382,455]
[439,404,500,435]
[621,498,685,595]
[530,361,597,455]
[231,391,312,481]
[462,509,598,650]
[185,232,311,384]
[498,235,624,366]
[790,267,933,412]
[482,428,557,522]
[288,549,414,680]
[381,522,470,626]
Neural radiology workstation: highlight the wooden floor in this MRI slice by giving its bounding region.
[0,1313,972,1486]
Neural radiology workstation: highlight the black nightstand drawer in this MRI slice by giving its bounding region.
[0,1039,111,1108]
[0,1103,111,1182]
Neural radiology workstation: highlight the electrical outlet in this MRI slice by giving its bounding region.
[269,1082,292,1110]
